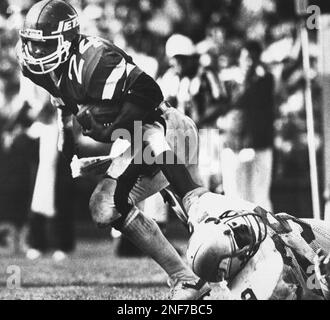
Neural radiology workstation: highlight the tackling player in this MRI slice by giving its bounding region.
[183,191,330,300]
[17,0,210,300]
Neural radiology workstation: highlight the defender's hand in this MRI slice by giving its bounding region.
[81,111,111,143]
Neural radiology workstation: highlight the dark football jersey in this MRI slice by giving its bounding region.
[19,34,143,115]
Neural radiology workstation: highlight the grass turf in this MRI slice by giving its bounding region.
[0,239,189,300]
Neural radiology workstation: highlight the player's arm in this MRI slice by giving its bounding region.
[314,249,330,300]
[82,49,201,199]
[81,48,154,142]
[81,100,151,143]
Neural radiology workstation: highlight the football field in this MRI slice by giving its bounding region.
[0,239,184,300]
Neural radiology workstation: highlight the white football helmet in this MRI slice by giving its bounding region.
[186,210,268,282]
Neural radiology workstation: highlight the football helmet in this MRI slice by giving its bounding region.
[186,210,268,282]
[19,0,80,74]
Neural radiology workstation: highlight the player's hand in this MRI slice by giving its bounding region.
[70,155,113,178]
[314,249,330,283]
[81,111,111,143]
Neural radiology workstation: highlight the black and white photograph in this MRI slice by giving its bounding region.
[0,0,330,304]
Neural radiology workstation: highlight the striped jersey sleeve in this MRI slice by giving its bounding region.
[86,46,137,103]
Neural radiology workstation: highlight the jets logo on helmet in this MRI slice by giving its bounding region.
[52,15,79,34]
[19,0,80,74]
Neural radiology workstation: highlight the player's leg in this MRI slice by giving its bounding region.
[125,168,211,299]
[89,170,210,300]
[160,107,204,226]
[142,105,201,200]
[142,106,204,225]
[142,107,256,229]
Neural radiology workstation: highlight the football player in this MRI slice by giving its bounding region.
[17,0,210,300]
[184,191,330,300]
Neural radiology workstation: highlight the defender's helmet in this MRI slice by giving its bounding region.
[186,210,268,282]
[19,0,80,74]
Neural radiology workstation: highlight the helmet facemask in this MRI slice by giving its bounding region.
[19,31,72,74]
[204,211,268,281]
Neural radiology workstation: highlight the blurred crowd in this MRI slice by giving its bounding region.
[0,0,323,257]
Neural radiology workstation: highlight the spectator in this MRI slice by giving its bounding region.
[0,77,41,252]
[218,40,275,211]
[159,34,226,190]
[6,76,76,261]
[196,22,226,58]
[158,34,200,120]
[26,103,76,261]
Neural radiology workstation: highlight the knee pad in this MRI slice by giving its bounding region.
[90,165,141,229]
[89,190,122,229]
[89,176,137,230]
[89,178,122,229]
